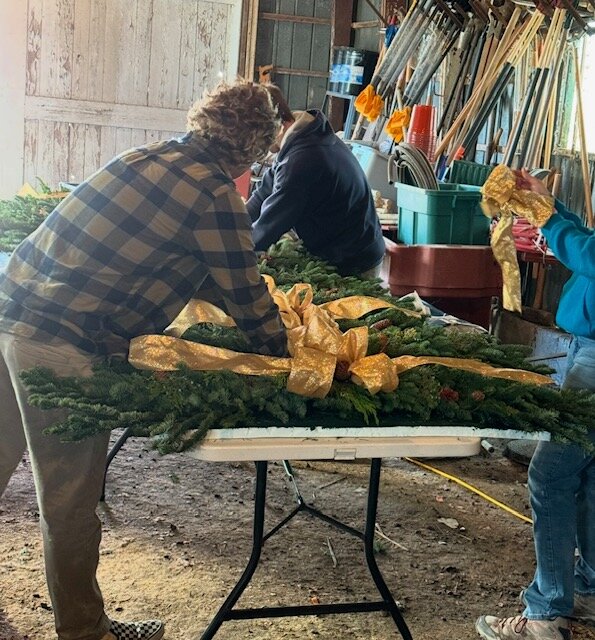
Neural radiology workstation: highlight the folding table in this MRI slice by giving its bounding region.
[188,425,549,640]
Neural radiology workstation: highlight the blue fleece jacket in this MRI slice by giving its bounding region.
[540,201,595,338]
[246,110,385,276]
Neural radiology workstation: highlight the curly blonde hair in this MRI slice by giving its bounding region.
[187,80,281,169]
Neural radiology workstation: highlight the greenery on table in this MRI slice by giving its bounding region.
[18,238,595,454]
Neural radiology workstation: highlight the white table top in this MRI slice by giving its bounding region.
[188,426,550,462]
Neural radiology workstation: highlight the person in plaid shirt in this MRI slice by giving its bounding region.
[0,80,287,640]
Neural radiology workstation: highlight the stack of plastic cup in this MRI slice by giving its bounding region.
[406,105,437,162]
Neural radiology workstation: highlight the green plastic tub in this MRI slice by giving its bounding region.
[396,182,490,246]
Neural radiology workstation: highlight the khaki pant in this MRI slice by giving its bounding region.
[0,333,111,640]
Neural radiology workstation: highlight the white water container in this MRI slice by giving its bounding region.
[348,141,395,202]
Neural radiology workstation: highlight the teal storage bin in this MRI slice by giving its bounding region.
[448,160,493,187]
[396,182,490,246]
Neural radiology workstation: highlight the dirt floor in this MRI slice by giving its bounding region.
[1,435,594,640]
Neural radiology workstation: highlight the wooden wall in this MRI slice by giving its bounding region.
[253,0,332,111]
[0,0,242,197]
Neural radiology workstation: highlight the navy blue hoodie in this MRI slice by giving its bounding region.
[247,110,385,276]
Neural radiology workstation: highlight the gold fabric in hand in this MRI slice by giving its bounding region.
[481,165,555,313]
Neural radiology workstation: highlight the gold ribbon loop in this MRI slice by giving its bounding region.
[287,346,337,398]
[481,165,555,314]
[393,355,553,385]
[320,296,398,319]
[350,353,399,394]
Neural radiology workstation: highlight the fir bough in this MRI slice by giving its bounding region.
[0,181,65,252]
[14,236,595,454]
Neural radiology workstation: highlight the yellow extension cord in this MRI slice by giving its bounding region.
[404,457,534,525]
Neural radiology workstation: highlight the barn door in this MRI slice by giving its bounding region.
[0,0,242,197]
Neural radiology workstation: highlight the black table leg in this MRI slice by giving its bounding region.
[365,459,413,640]
[199,461,268,640]
[198,458,413,639]
[100,425,136,501]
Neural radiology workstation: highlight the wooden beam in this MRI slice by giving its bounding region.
[352,20,380,29]
[273,67,329,78]
[260,12,331,25]
[24,96,187,132]
[238,0,260,80]
[329,0,355,131]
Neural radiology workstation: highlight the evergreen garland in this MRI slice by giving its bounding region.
[0,182,65,252]
[10,234,594,454]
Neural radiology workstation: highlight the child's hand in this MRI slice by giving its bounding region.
[513,168,551,197]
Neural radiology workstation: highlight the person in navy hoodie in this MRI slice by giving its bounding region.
[246,86,386,279]
[476,168,595,640]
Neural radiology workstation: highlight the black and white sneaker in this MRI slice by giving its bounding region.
[108,619,165,640]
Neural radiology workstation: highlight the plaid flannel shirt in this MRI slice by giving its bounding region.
[0,134,287,357]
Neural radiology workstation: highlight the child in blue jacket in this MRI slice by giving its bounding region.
[476,169,595,640]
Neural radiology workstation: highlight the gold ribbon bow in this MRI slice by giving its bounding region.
[129,277,554,399]
[354,85,384,122]
[385,107,411,143]
[131,279,401,398]
[481,165,555,313]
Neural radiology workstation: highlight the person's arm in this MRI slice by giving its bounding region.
[192,186,287,356]
[514,169,595,277]
[541,213,595,278]
[246,167,274,223]
[554,199,590,231]
[250,158,312,251]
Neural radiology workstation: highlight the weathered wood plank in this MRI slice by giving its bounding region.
[71,0,91,100]
[87,0,106,101]
[53,120,70,183]
[311,23,331,72]
[177,0,199,109]
[99,126,117,166]
[128,129,148,148]
[67,122,86,183]
[148,0,183,108]
[260,12,331,24]
[314,0,331,19]
[25,95,188,131]
[101,1,124,104]
[193,2,213,98]
[114,1,138,105]
[144,129,163,145]
[83,124,101,177]
[131,0,154,106]
[23,119,40,187]
[210,4,230,87]
[274,67,328,78]
[37,120,56,184]
[115,127,133,156]
[26,0,43,96]
[39,0,74,99]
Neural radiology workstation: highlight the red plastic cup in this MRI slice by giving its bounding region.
[408,104,436,135]
[406,105,437,161]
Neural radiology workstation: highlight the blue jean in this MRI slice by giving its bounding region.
[523,335,595,620]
